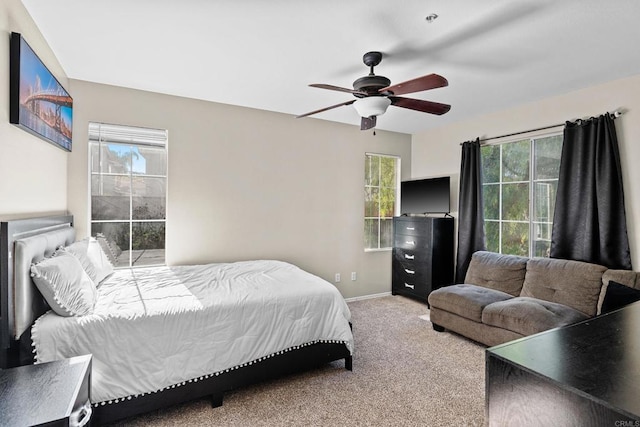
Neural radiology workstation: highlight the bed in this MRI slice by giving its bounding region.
[0,215,353,424]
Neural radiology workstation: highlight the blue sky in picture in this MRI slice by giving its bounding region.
[19,36,72,126]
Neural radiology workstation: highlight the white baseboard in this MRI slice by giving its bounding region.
[345,291,392,302]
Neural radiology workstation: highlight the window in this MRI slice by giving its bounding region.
[89,122,168,267]
[364,153,400,250]
[482,134,563,257]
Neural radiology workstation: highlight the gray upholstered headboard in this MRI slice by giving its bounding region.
[14,227,76,339]
[0,214,74,351]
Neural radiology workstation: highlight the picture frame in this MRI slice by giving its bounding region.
[9,32,73,152]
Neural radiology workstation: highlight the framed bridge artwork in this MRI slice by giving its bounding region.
[9,32,73,152]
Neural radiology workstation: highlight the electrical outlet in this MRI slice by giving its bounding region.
[351,272,357,281]
[335,273,341,283]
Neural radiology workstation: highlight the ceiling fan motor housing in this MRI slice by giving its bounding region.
[352,75,391,97]
[353,51,391,97]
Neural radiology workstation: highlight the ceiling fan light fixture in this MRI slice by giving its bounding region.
[353,96,391,118]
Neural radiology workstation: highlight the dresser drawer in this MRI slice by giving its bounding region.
[393,233,433,251]
[393,280,425,295]
[393,217,432,236]
[392,269,428,295]
[393,248,431,268]
[392,256,430,292]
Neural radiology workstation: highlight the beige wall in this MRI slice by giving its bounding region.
[412,73,640,269]
[11,0,640,295]
[0,0,68,216]
[67,80,412,298]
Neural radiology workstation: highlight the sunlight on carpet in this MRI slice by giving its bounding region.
[418,313,431,321]
[109,295,485,427]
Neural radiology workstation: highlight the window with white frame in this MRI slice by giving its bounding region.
[365,153,400,250]
[481,134,563,257]
[89,122,168,267]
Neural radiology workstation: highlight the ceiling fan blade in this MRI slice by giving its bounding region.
[309,84,368,96]
[389,96,451,115]
[296,99,356,118]
[361,116,377,130]
[380,74,448,96]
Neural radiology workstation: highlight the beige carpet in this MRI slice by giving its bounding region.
[110,296,486,426]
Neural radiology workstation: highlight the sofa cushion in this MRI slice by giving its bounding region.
[482,297,589,336]
[464,251,528,297]
[521,257,606,316]
[428,284,513,323]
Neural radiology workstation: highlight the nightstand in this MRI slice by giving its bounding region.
[0,354,92,427]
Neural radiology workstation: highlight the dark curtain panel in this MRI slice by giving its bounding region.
[550,114,632,270]
[455,138,486,282]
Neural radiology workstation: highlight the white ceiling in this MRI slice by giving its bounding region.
[20,0,640,134]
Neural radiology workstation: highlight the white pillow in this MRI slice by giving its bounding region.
[63,237,114,285]
[30,251,97,317]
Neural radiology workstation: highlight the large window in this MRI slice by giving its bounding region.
[365,153,400,250]
[89,122,168,267]
[482,134,562,257]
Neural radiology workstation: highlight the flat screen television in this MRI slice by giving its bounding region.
[401,176,450,215]
[9,32,73,151]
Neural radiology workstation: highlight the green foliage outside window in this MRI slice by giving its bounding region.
[481,135,562,257]
[365,154,399,250]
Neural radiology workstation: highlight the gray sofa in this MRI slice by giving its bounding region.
[428,251,640,346]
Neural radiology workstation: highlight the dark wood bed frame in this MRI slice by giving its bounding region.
[0,214,352,425]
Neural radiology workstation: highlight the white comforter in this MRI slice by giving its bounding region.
[32,260,353,404]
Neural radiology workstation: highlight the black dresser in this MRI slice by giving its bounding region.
[392,216,454,305]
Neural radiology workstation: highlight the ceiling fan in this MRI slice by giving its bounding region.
[296,51,451,130]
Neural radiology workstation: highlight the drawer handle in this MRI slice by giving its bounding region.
[405,240,415,245]
[404,283,415,289]
[404,254,415,260]
[406,227,415,230]
[404,268,415,275]
[71,401,92,427]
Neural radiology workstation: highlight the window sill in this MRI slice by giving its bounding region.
[364,248,392,253]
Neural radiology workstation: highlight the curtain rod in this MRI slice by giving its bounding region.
[480,123,563,143]
[460,110,624,145]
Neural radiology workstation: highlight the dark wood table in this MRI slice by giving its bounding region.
[0,355,92,426]
[486,301,640,426]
